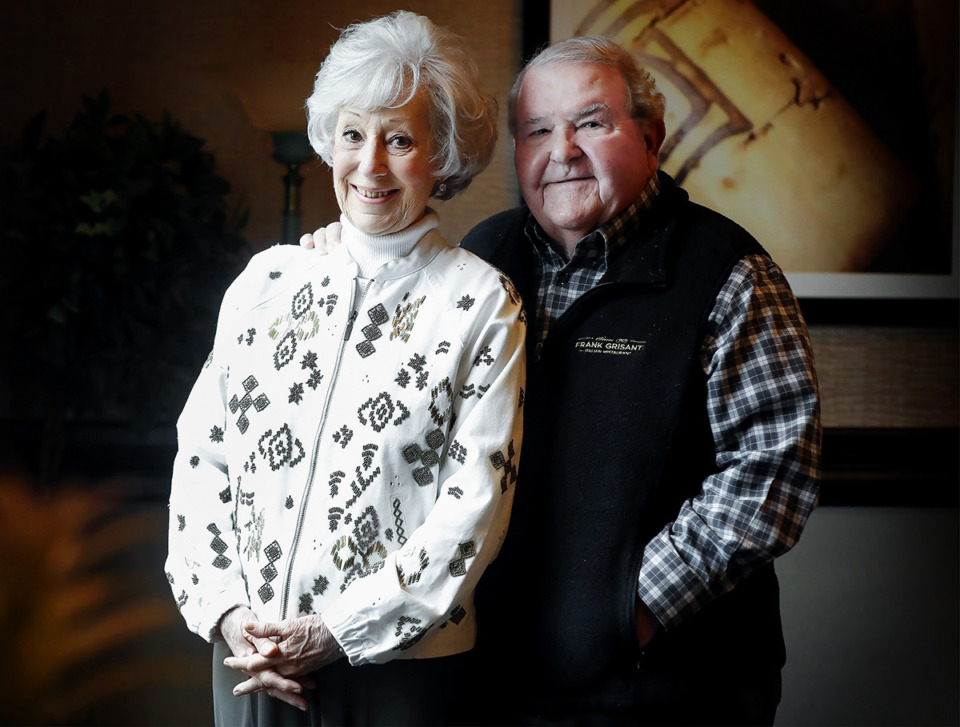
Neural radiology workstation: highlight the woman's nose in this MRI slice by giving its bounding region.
[359,138,387,176]
[549,128,580,165]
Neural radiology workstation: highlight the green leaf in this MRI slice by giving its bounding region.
[78,189,119,213]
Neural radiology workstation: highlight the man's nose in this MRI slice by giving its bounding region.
[359,138,387,176]
[549,128,580,165]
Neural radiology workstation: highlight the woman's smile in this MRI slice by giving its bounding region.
[351,185,399,201]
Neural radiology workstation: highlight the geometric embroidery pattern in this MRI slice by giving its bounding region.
[207,523,232,570]
[329,471,345,498]
[448,540,476,577]
[390,292,426,342]
[289,382,304,405]
[301,351,318,370]
[473,346,494,368]
[401,429,445,487]
[459,383,490,400]
[268,310,320,345]
[392,498,407,546]
[356,304,389,358]
[258,425,306,470]
[393,615,428,652]
[325,294,338,315]
[305,369,324,390]
[357,393,410,433]
[257,539,282,604]
[273,330,298,370]
[312,575,329,595]
[344,445,382,510]
[449,440,467,464]
[489,439,519,494]
[299,593,315,615]
[428,377,453,427]
[291,283,313,319]
[449,604,467,625]
[328,506,344,532]
[407,353,426,373]
[332,425,353,449]
[397,547,429,586]
[229,375,270,435]
[331,507,388,592]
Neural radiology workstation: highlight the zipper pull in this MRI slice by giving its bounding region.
[344,310,358,341]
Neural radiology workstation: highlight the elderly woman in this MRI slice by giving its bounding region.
[165,11,525,725]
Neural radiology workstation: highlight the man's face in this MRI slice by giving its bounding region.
[514,62,664,252]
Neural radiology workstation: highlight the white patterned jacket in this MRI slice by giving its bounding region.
[166,221,525,665]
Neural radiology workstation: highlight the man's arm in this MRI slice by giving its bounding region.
[637,255,821,630]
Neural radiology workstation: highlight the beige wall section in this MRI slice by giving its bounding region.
[810,325,959,428]
[0,0,522,251]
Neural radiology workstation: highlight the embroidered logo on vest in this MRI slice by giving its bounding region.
[573,336,646,356]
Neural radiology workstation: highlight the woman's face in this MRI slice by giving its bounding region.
[333,92,437,236]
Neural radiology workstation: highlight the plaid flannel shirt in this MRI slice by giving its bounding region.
[526,176,821,630]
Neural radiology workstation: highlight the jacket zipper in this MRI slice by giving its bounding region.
[279,278,373,619]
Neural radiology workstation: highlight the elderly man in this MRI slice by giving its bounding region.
[457,36,820,726]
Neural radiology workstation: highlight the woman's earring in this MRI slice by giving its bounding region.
[437,181,447,195]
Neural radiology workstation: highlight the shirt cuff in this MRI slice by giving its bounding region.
[637,531,715,630]
[321,561,404,665]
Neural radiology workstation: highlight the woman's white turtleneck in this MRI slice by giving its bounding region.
[341,210,440,278]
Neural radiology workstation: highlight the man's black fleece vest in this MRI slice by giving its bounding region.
[462,173,785,705]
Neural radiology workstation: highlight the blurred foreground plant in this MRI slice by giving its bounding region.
[0,474,200,725]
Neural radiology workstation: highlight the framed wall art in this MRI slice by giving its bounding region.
[546,0,958,311]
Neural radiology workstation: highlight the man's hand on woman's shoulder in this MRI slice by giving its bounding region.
[299,222,342,253]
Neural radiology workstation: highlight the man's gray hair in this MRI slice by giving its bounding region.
[507,35,666,136]
[306,11,497,200]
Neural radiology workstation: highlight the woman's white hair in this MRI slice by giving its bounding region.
[507,35,666,136]
[306,11,497,200]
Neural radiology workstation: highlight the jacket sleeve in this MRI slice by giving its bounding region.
[638,255,821,629]
[164,274,252,642]
[321,272,527,664]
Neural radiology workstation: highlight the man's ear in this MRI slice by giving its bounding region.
[645,118,666,158]
[640,117,667,172]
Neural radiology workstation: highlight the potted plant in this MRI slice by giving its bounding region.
[1,90,251,484]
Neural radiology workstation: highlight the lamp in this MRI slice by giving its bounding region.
[229,62,320,244]
[271,131,315,244]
